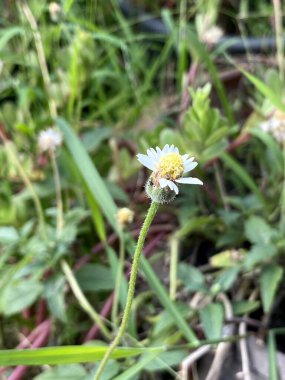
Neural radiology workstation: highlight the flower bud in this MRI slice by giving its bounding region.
[145,177,176,204]
[116,208,134,227]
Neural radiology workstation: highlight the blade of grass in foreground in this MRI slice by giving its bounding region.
[0,346,163,366]
[57,117,119,234]
[57,117,198,343]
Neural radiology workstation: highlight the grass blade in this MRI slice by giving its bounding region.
[0,346,163,366]
[57,117,119,234]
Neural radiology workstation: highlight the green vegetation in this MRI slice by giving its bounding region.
[1,0,285,379]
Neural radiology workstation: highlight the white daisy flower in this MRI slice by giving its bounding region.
[137,144,202,202]
[38,128,62,152]
[260,109,285,143]
[200,25,224,45]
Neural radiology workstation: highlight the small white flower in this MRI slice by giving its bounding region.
[137,144,203,200]
[49,2,61,22]
[38,128,62,152]
[200,25,223,45]
[260,109,285,143]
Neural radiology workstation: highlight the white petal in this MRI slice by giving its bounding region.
[155,146,163,157]
[137,154,156,170]
[167,180,179,194]
[147,148,158,161]
[176,177,203,185]
[184,161,198,173]
[159,178,168,188]
[169,144,175,152]
[162,144,170,154]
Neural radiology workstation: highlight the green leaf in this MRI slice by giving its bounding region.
[144,349,188,371]
[43,275,67,323]
[199,303,224,340]
[57,118,119,234]
[245,216,276,245]
[0,226,19,244]
[249,128,283,173]
[0,346,163,366]
[140,256,198,343]
[34,364,87,380]
[260,265,283,312]
[232,301,260,316]
[221,152,265,205]
[268,331,279,380]
[75,264,114,292]
[178,263,206,292]
[240,68,285,113]
[244,244,277,269]
[87,360,120,380]
[212,267,240,293]
[113,352,161,380]
[0,27,25,50]
[1,279,43,316]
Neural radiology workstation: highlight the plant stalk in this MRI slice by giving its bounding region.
[94,201,159,380]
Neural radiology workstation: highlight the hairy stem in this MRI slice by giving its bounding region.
[94,201,159,380]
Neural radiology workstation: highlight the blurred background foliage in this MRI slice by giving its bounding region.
[1,0,285,379]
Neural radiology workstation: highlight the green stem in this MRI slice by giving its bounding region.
[169,236,179,301]
[281,140,285,230]
[111,231,125,329]
[61,260,111,340]
[94,201,159,380]
[50,150,64,234]
[2,137,47,239]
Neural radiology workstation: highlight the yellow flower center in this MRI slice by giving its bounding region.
[157,153,184,180]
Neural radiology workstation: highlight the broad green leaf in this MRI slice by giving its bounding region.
[43,275,67,323]
[211,267,240,293]
[76,264,114,292]
[244,244,277,269]
[0,346,163,366]
[245,216,276,245]
[1,279,43,316]
[260,265,283,312]
[0,226,19,244]
[210,250,245,268]
[199,303,224,340]
[178,263,206,292]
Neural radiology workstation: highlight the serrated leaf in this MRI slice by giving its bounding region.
[199,303,224,340]
[260,265,283,312]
